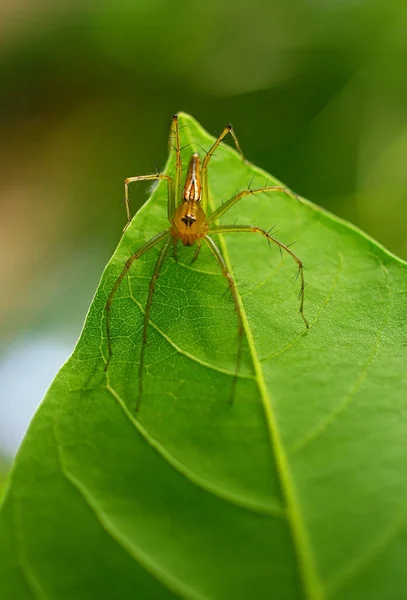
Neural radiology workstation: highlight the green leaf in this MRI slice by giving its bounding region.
[1,113,406,600]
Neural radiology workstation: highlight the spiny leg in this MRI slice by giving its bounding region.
[208,185,295,225]
[123,173,174,231]
[170,114,183,208]
[203,234,244,404]
[210,225,309,328]
[105,230,171,373]
[192,240,202,263]
[137,235,172,412]
[172,238,178,262]
[201,124,244,213]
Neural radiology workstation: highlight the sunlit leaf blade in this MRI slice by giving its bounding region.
[1,113,406,600]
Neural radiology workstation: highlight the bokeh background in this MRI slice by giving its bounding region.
[1,0,407,481]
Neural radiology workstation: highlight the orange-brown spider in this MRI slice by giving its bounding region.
[105,114,308,411]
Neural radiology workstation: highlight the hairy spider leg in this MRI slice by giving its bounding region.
[137,234,172,411]
[122,115,185,232]
[210,225,309,328]
[201,124,244,213]
[205,183,308,326]
[203,234,244,403]
[123,174,174,232]
[191,240,203,263]
[105,230,171,372]
[170,114,183,207]
[172,238,178,262]
[208,185,294,225]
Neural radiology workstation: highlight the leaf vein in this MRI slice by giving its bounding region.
[261,253,343,364]
[326,490,407,595]
[289,261,391,456]
[52,421,202,600]
[127,291,255,380]
[12,495,49,600]
[106,383,285,518]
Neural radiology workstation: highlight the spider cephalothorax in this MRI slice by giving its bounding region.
[172,153,208,246]
[105,114,308,411]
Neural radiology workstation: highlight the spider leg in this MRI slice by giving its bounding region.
[172,238,178,262]
[137,234,172,411]
[207,185,294,225]
[124,174,174,231]
[203,234,244,404]
[209,225,309,328]
[201,124,244,213]
[191,240,202,263]
[170,114,182,208]
[105,229,171,375]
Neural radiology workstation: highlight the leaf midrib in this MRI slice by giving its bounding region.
[182,116,324,600]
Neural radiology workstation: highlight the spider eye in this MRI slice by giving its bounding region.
[181,214,197,227]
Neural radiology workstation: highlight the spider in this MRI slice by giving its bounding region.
[105,114,308,411]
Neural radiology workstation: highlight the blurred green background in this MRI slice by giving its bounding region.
[1,0,407,478]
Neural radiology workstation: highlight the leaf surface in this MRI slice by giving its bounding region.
[1,113,406,600]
